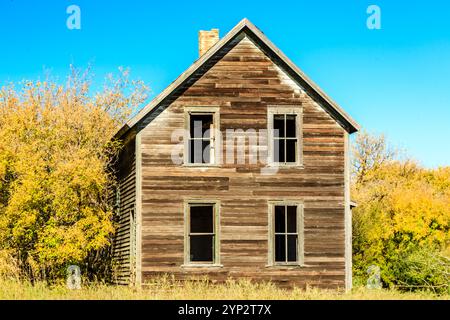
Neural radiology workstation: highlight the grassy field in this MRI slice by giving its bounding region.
[0,277,448,300]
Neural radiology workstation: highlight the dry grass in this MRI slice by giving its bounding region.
[0,253,448,300]
[0,276,448,300]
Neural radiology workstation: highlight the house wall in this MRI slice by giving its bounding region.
[138,36,346,289]
[112,133,137,284]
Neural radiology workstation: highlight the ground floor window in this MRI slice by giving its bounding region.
[269,201,304,265]
[184,201,220,265]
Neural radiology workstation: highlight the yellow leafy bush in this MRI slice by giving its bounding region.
[352,132,450,293]
[0,67,148,280]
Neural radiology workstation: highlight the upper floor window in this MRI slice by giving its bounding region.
[268,107,302,166]
[185,107,219,165]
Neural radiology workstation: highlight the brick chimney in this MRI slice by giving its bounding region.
[198,29,219,57]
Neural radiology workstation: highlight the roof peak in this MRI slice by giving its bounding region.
[115,18,359,138]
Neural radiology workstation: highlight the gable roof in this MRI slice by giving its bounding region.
[116,18,360,138]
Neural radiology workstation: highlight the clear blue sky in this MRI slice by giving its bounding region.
[1,1,449,167]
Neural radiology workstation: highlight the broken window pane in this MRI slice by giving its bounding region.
[287,235,298,262]
[190,205,213,233]
[275,234,286,262]
[274,139,285,163]
[190,235,214,262]
[287,206,297,233]
[202,140,211,163]
[275,205,285,233]
[189,139,207,163]
[286,139,297,163]
[188,139,210,164]
[273,115,285,138]
[285,115,296,138]
[190,114,213,139]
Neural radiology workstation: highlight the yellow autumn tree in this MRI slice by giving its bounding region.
[0,67,148,280]
[352,131,450,293]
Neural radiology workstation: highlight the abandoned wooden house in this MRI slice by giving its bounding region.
[112,18,360,290]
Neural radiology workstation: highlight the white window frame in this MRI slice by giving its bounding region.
[267,106,303,167]
[184,107,220,167]
[267,201,304,266]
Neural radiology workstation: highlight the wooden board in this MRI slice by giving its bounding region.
[111,135,136,284]
[137,36,346,289]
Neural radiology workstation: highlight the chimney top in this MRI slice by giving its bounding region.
[198,29,219,57]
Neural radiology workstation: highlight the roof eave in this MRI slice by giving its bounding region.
[114,18,360,140]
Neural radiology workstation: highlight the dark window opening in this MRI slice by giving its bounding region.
[275,205,285,233]
[189,204,215,263]
[190,114,212,138]
[287,235,297,262]
[285,115,296,137]
[286,140,296,163]
[274,116,285,138]
[190,205,213,233]
[188,114,213,164]
[275,234,286,262]
[190,235,213,262]
[274,205,299,264]
[287,206,297,233]
[273,114,297,164]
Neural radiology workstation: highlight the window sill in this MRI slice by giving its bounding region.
[266,164,304,169]
[265,264,305,269]
[181,264,224,268]
[182,163,221,168]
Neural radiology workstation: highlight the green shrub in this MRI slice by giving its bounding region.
[391,246,449,294]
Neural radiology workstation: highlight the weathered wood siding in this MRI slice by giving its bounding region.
[139,35,346,289]
[112,135,136,284]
